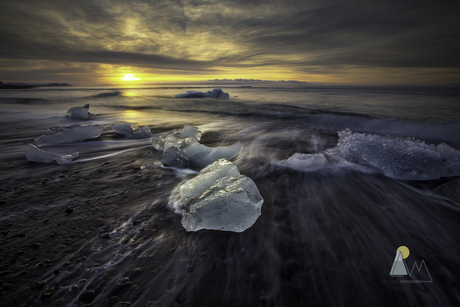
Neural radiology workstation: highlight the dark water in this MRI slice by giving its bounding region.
[0,85,459,306]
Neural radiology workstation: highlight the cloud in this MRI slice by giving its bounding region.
[0,0,459,83]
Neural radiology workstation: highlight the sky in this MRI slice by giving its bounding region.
[0,0,459,85]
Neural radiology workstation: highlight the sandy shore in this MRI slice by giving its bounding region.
[1,139,460,306]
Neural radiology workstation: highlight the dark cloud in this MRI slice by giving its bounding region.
[0,0,459,83]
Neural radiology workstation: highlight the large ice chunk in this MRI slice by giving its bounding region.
[66,104,94,120]
[181,175,263,232]
[175,88,229,98]
[183,141,243,168]
[35,124,104,146]
[284,153,328,169]
[111,123,152,138]
[180,159,240,205]
[25,144,78,164]
[337,129,460,180]
[152,125,202,151]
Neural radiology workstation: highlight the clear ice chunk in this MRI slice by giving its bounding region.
[162,147,190,168]
[180,159,240,205]
[175,88,229,98]
[284,153,328,169]
[181,174,263,233]
[183,141,243,169]
[152,125,201,151]
[66,104,94,119]
[25,144,78,164]
[35,124,104,146]
[111,123,152,138]
[337,129,460,180]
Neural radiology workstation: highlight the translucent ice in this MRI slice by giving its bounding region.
[180,159,240,205]
[284,153,328,169]
[111,123,152,138]
[153,125,241,168]
[66,104,94,119]
[175,88,229,98]
[181,174,263,233]
[183,141,243,168]
[152,125,201,151]
[25,144,78,164]
[35,124,104,146]
[162,147,190,168]
[337,129,460,180]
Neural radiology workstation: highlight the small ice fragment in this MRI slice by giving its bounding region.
[25,144,78,164]
[180,159,240,205]
[175,88,229,98]
[111,123,152,138]
[183,141,243,168]
[162,147,190,168]
[152,125,201,151]
[35,124,104,146]
[181,175,263,233]
[66,104,94,119]
[203,88,229,98]
[284,153,328,169]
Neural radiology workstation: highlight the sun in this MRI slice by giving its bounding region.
[121,74,141,81]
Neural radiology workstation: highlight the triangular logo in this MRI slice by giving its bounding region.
[390,250,408,276]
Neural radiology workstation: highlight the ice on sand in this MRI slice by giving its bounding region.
[183,141,243,168]
[180,159,240,205]
[111,123,152,138]
[162,147,190,168]
[175,88,230,98]
[153,125,242,168]
[152,125,202,152]
[25,144,78,164]
[66,104,94,119]
[284,153,328,169]
[35,124,104,146]
[180,159,263,232]
[337,129,460,180]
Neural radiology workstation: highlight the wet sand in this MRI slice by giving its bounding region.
[1,142,460,306]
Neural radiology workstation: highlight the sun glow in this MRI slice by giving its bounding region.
[121,74,141,81]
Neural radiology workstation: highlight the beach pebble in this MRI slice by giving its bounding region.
[106,296,119,307]
[41,287,54,300]
[78,290,95,304]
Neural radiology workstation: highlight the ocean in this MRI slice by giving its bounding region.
[0,85,459,306]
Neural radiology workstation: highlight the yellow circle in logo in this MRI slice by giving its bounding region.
[397,246,410,259]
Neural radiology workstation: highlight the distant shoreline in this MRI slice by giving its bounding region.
[0,81,71,89]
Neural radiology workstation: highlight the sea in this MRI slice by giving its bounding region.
[0,85,459,306]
